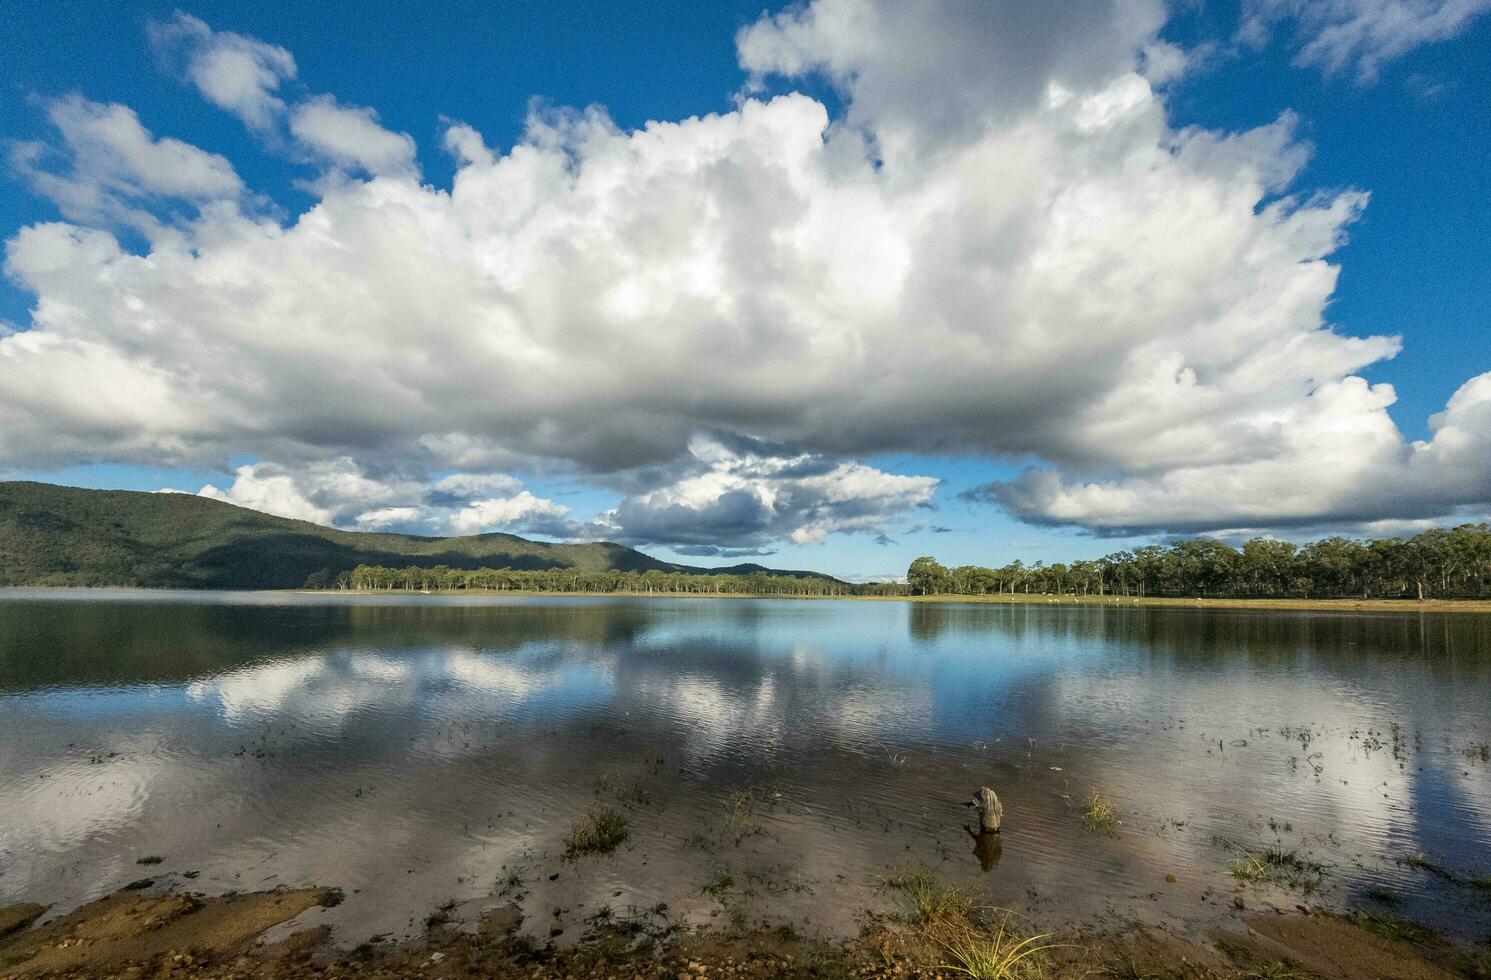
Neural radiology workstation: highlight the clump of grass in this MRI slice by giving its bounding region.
[1353,908,1438,945]
[720,788,765,845]
[1465,742,1490,763]
[496,866,527,898]
[1241,962,1301,980]
[594,768,650,805]
[1398,851,1436,872]
[562,805,630,859]
[940,913,1069,980]
[1396,851,1491,892]
[1228,846,1324,893]
[1081,790,1120,835]
[701,869,735,899]
[878,866,974,928]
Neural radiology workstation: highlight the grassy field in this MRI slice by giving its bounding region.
[309,588,1491,613]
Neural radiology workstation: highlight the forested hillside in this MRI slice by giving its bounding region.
[908,525,1491,600]
[0,482,835,589]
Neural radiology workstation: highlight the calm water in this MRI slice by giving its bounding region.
[2,591,1489,944]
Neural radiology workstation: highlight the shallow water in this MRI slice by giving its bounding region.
[1,591,1488,944]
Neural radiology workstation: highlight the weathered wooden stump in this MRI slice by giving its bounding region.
[971,785,1003,833]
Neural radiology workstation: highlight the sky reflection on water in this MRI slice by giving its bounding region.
[1,592,1488,943]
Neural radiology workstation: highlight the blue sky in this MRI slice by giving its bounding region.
[1,0,1488,579]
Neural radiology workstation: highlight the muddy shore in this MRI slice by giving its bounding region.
[3,881,1487,980]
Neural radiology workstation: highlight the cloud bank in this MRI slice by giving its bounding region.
[3,0,1488,546]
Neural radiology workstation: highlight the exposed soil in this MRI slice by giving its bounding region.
[4,885,1487,979]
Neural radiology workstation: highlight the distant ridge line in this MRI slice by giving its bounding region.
[0,481,842,589]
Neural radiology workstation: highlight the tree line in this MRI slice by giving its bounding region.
[906,524,1491,600]
[313,564,906,597]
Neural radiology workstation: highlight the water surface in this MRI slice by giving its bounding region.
[2,591,1488,943]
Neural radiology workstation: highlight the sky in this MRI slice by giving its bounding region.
[0,0,1488,581]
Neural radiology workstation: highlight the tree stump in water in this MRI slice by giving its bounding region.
[972,786,1002,833]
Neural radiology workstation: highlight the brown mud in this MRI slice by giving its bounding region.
[4,884,1487,980]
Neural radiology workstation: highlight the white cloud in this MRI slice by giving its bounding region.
[149,12,297,132]
[288,95,418,177]
[150,14,415,177]
[9,96,242,237]
[197,458,571,537]
[2,0,1488,544]
[595,436,938,550]
[447,491,569,536]
[989,370,1491,534]
[1241,0,1491,81]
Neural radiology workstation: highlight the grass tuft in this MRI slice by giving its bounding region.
[1227,846,1323,893]
[562,805,630,859]
[1081,790,1120,835]
[877,867,975,928]
[940,913,1069,980]
[1352,908,1438,945]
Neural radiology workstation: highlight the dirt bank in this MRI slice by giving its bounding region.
[4,884,1487,979]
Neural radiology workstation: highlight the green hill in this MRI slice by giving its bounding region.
[0,481,836,589]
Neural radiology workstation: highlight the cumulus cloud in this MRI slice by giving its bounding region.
[197,458,573,537]
[1241,0,1491,81]
[149,13,415,176]
[2,0,1488,546]
[149,12,297,132]
[289,95,418,177]
[593,436,938,550]
[9,95,242,236]
[984,371,1491,535]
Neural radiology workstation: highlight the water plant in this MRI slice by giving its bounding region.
[1353,908,1438,944]
[1227,846,1324,893]
[562,805,630,859]
[720,788,764,844]
[1082,790,1120,835]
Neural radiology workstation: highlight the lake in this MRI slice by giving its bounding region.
[1,591,1488,945]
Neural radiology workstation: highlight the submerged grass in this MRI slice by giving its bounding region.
[1227,846,1324,893]
[1353,908,1439,945]
[1396,851,1491,891]
[562,805,630,859]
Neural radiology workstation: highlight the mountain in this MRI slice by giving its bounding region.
[0,481,838,589]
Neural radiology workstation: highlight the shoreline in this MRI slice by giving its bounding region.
[294,588,1491,614]
[6,585,1491,613]
[2,881,1484,979]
